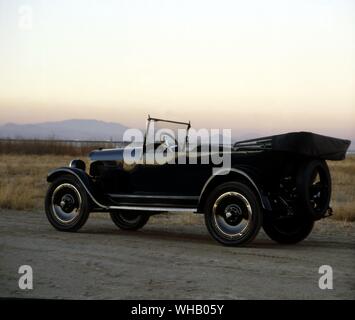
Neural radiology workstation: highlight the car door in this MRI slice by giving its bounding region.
[128,143,213,197]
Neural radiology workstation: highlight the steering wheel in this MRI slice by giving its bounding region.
[160,133,178,152]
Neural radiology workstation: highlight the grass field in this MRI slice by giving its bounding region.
[0,139,117,156]
[0,153,354,221]
[328,156,355,221]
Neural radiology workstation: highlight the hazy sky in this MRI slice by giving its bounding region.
[0,0,354,137]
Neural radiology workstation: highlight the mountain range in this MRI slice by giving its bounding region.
[0,119,251,142]
[0,119,129,141]
[0,119,353,150]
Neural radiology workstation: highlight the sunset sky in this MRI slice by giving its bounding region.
[0,0,354,138]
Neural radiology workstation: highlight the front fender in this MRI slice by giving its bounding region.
[47,167,107,209]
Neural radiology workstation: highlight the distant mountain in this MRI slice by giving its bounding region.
[0,120,354,150]
[0,119,130,140]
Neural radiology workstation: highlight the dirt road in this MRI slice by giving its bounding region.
[0,210,354,299]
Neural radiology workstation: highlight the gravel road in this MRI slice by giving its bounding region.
[0,210,354,299]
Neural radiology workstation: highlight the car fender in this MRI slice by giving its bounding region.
[197,168,271,212]
[47,167,108,209]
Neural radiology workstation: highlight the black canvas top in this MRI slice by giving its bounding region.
[234,132,351,160]
[271,132,350,160]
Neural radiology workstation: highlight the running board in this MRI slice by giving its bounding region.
[108,205,197,212]
[106,193,198,209]
[107,193,198,200]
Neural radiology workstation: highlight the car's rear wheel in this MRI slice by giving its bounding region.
[110,211,150,230]
[45,175,90,232]
[263,213,314,244]
[204,182,262,246]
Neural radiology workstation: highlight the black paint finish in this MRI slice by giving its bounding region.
[47,128,349,216]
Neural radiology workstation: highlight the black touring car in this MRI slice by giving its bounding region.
[45,116,350,246]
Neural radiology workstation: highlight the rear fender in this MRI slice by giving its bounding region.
[197,168,272,213]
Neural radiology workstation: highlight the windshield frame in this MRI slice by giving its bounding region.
[143,115,191,152]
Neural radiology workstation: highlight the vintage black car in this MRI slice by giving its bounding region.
[45,116,350,246]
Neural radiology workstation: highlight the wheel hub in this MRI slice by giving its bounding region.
[212,191,253,238]
[51,183,82,224]
[224,204,243,225]
[60,194,75,213]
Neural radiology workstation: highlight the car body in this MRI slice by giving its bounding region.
[45,116,350,246]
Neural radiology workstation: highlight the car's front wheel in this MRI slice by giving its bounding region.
[45,174,90,232]
[204,182,262,246]
[110,211,150,230]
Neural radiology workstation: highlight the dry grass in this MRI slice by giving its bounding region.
[0,154,354,221]
[0,155,76,210]
[0,139,117,156]
[328,156,355,221]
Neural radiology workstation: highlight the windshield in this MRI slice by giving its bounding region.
[145,117,190,150]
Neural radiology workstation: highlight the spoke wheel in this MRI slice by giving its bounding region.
[263,213,314,244]
[110,211,150,230]
[51,183,82,224]
[45,175,90,232]
[212,192,253,239]
[204,182,262,246]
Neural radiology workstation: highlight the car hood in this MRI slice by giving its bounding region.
[89,147,143,161]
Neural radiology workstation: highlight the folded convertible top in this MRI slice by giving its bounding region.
[233,132,351,160]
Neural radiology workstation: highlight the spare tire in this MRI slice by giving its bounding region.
[296,160,331,220]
